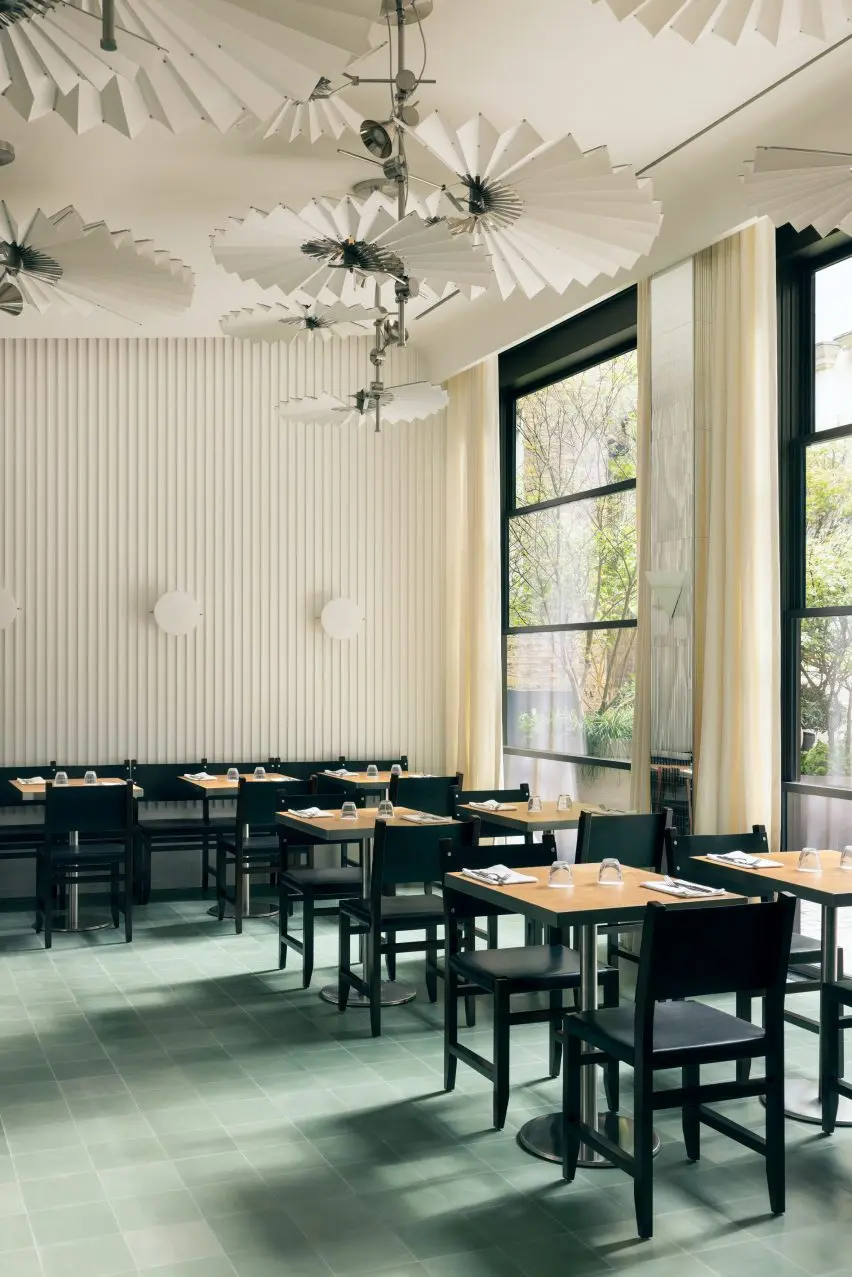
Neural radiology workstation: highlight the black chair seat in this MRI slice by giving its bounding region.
[218,833,278,856]
[281,866,362,893]
[345,892,444,926]
[137,815,208,833]
[50,840,126,860]
[790,933,821,964]
[452,943,617,993]
[567,1000,765,1067]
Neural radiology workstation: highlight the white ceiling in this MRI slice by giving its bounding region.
[1,0,851,378]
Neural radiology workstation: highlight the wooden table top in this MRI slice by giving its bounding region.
[10,778,143,799]
[457,800,603,833]
[319,770,414,786]
[447,863,744,928]
[180,773,296,792]
[694,850,852,908]
[276,806,459,841]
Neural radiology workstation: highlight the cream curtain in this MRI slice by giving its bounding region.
[443,356,503,788]
[693,219,781,847]
[630,280,652,814]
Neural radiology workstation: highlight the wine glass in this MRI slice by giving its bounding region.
[598,858,624,885]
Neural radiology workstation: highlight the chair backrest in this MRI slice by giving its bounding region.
[206,759,277,776]
[49,761,132,780]
[666,825,768,878]
[575,809,671,873]
[276,760,340,783]
[278,792,367,812]
[235,779,310,830]
[45,781,135,838]
[441,825,553,874]
[132,763,208,804]
[0,766,53,808]
[451,785,531,839]
[635,896,795,1011]
[340,755,409,772]
[370,817,480,904]
[389,774,462,816]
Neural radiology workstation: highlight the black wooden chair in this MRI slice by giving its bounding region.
[36,781,136,948]
[215,778,303,933]
[278,792,368,987]
[340,755,409,771]
[389,774,462,815]
[575,809,672,966]
[442,839,619,1130]
[667,826,824,1078]
[273,760,341,785]
[561,894,795,1238]
[338,817,480,1037]
[821,975,852,1134]
[134,760,224,902]
[451,786,533,947]
[0,766,51,898]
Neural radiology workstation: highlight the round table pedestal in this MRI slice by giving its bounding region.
[760,1079,852,1126]
[516,1110,661,1168]
[49,913,113,935]
[320,980,417,1007]
[206,904,278,921]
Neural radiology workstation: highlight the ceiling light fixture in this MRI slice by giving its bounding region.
[221,300,383,343]
[593,0,842,43]
[742,146,852,235]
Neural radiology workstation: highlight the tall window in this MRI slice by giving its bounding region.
[500,290,637,803]
[778,232,852,851]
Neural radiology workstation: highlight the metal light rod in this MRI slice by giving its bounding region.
[100,0,117,51]
[395,0,407,347]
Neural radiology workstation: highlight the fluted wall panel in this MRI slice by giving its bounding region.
[0,337,446,769]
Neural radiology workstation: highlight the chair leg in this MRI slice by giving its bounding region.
[562,1033,581,1184]
[338,912,352,1012]
[110,863,120,928]
[602,974,620,1113]
[385,931,397,982]
[302,896,315,989]
[492,982,511,1130]
[633,1069,655,1239]
[124,852,133,943]
[765,1046,786,1215]
[681,1063,700,1161]
[43,860,53,949]
[34,856,45,935]
[425,925,439,1003]
[487,915,498,948]
[216,842,226,922]
[369,924,382,1038]
[821,987,841,1136]
[735,992,752,1082]
[549,989,563,1078]
[462,919,477,1027]
[201,831,210,894]
[234,858,244,936]
[444,961,459,1092]
[278,883,288,970]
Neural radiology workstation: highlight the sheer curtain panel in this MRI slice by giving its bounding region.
[630,279,652,813]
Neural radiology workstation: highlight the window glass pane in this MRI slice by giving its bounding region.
[515,351,637,506]
[815,257,852,431]
[786,792,852,942]
[806,436,852,609]
[508,489,637,627]
[800,616,852,786]
[505,629,635,758]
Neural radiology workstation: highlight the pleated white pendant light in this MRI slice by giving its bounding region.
[593,0,849,43]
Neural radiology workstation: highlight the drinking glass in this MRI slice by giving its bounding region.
[84,770,97,786]
[366,764,379,778]
[841,846,852,871]
[54,771,68,786]
[527,795,543,813]
[253,766,266,780]
[377,799,394,819]
[548,860,574,889]
[797,846,822,873]
[556,793,573,812]
[341,801,358,821]
[390,764,402,777]
[227,767,239,783]
[598,858,624,885]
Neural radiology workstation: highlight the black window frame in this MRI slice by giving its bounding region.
[777,226,852,843]
[499,287,638,772]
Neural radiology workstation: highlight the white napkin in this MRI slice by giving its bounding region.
[462,864,536,885]
[17,776,46,784]
[183,772,215,781]
[598,806,638,815]
[402,813,454,824]
[100,780,125,785]
[290,807,333,818]
[642,878,726,898]
[706,851,782,869]
[468,800,517,812]
[325,768,356,778]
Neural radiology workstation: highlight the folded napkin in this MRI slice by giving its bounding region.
[462,865,536,885]
[468,800,518,812]
[706,851,783,869]
[17,776,46,784]
[325,768,356,778]
[598,806,639,815]
[643,877,726,899]
[402,813,454,824]
[183,772,215,781]
[100,780,125,785]
[290,807,333,818]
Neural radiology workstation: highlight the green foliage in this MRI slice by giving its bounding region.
[801,740,829,776]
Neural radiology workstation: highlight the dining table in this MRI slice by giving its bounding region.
[447,861,745,1166]
[276,804,460,1008]
[9,776,144,931]
[318,769,418,799]
[180,772,297,918]
[689,848,852,1126]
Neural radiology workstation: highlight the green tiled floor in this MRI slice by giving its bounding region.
[0,900,850,1276]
